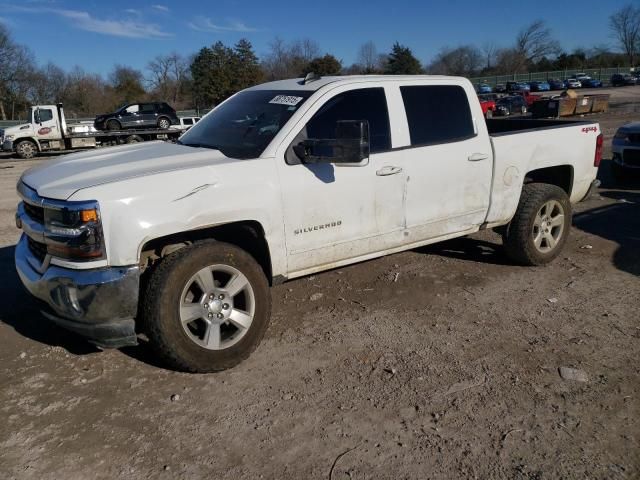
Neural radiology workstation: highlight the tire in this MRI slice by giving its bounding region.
[503,183,572,266]
[107,119,121,131]
[15,140,37,159]
[141,240,271,373]
[157,117,171,129]
[126,135,143,144]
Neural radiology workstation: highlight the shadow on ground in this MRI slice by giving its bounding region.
[574,189,640,277]
[0,245,98,354]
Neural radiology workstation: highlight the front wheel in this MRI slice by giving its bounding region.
[15,140,37,159]
[141,240,271,372]
[503,183,572,266]
[106,119,121,131]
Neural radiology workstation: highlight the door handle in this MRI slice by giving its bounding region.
[376,165,403,176]
[468,153,489,162]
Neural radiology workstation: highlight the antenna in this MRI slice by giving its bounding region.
[301,72,321,85]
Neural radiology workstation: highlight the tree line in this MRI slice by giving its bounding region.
[0,3,638,120]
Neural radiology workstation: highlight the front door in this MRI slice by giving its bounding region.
[277,86,405,275]
[34,107,60,141]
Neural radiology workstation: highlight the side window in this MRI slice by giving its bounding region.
[125,104,139,114]
[183,118,193,126]
[140,103,156,113]
[400,85,475,146]
[161,103,174,114]
[38,109,53,122]
[306,88,391,153]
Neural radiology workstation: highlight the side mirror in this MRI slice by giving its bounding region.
[34,108,41,125]
[293,120,370,165]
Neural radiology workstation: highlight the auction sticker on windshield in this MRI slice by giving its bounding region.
[269,95,304,106]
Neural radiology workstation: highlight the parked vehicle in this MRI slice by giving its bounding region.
[610,73,636,86]
[478,97,496,118]
[494,84,507,93]
[14,74,601,372]
[548,78,566,90]
[529,81,550,92]
[94,102,179,131]
[565,79,582,89]
[495,95,529,116]
[1,104,185,159]
[173,116,201,131]
[581,78,602,88]
[611,122,640,180]
[476,83,492,94]
[506,81,530,92]
[512,90,539,107]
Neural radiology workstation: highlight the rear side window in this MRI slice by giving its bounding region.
[305,88,391,153]
[140,103,156,113]
[160,103,175,114]
[400,85,475,146]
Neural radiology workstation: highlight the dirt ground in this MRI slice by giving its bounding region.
[0,87,639,480]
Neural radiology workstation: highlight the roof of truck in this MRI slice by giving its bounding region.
[246,75,467,92]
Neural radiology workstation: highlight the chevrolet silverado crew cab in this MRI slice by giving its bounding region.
[14,75,602,372]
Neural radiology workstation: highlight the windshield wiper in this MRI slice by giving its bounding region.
[177,141,222,150]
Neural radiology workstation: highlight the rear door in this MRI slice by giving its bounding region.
[391,82,493,241]
[139,103,158,126]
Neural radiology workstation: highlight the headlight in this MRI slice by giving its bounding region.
[5,135,14,140]
[44,201,105,260]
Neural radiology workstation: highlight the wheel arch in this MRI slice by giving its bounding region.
[139,220,274,285]
[14,137,41,151]
[524,164,574,196]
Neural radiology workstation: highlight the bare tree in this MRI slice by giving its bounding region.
[481,41,497,70]
[609,4,640,65]
[427,45,483,76]
[356,41,378,73]
[291,38,320,63]
[0,24,36,119]
[515,20,561,64]
[148,52,189,104]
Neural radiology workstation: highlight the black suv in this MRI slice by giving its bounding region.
[94,102,179,131]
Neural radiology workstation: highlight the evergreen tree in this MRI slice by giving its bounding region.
[385,42,423,75]
[302,54,342,76]
[232,38,263,91]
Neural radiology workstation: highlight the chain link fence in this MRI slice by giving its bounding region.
[470,66,635,86]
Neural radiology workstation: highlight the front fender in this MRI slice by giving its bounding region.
[68,159,286,276]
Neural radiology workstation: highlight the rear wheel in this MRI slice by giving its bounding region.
[141,240,271,372]
[126,135,144,144]
[503,183,571,266]
[107,119,121,131]
[157,117,171,129]
[15,140,37,159]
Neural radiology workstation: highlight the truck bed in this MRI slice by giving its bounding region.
[484,117,600,227]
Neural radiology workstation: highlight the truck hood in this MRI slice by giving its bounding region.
[4,124,34,136]
[21,141,236,200]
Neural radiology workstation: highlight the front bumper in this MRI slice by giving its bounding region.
[2,139,14,152]
[15,234,140,348]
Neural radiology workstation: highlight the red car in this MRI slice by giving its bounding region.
[478,98,496,119]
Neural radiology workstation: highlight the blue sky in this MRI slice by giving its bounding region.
[0,0,632,76]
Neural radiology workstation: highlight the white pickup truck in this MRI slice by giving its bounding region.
[1,104,185,159]
[14,75,602,372]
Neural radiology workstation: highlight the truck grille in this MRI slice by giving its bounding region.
[24,202,45,223]
[623,149,640,167]
[27,237,47,262]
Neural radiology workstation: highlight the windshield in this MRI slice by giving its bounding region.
[179,90,312,159]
